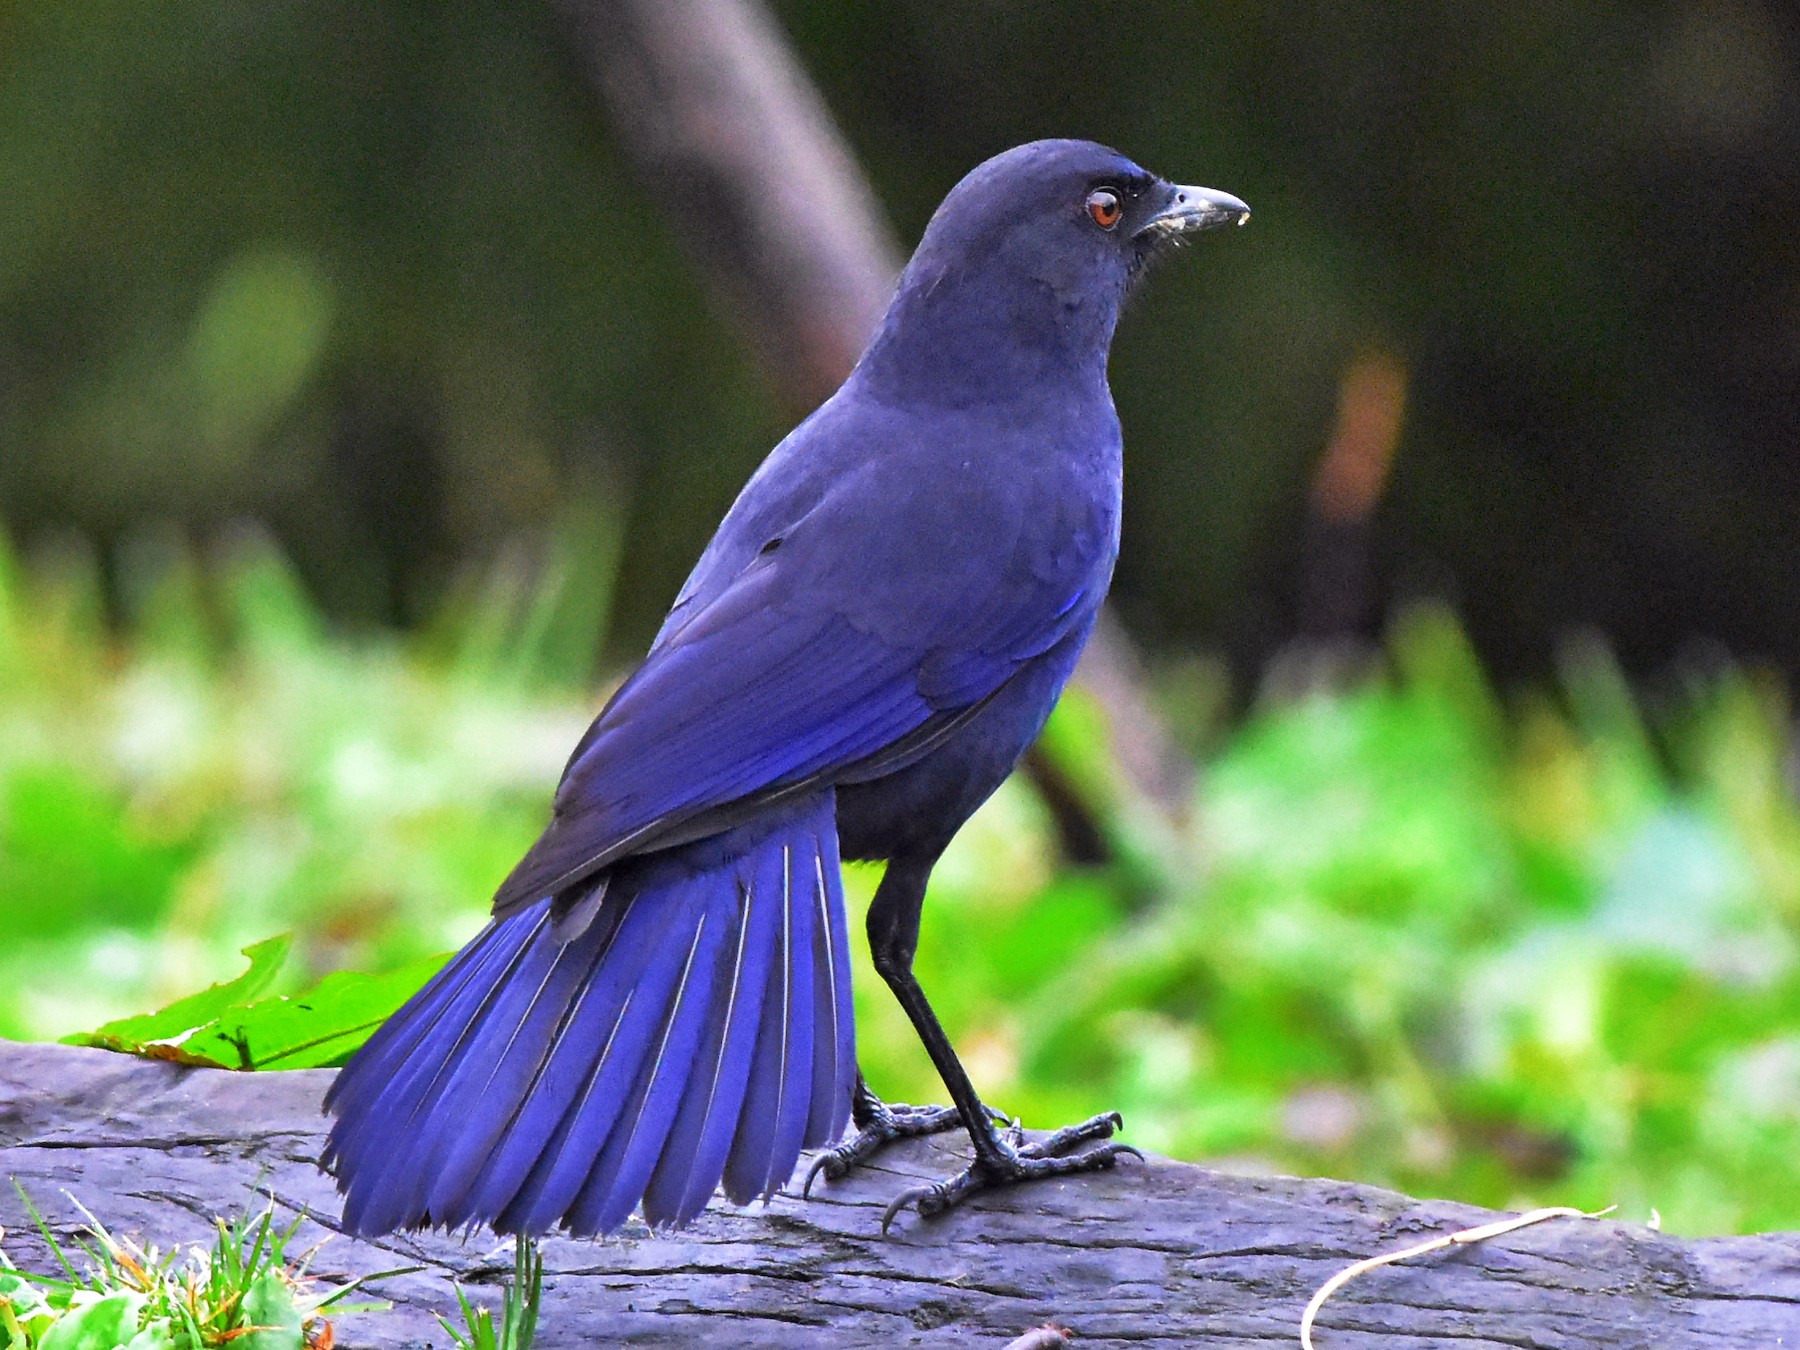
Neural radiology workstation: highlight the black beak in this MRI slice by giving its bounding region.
[1135,183,1251,240]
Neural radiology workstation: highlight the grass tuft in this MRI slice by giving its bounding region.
[0,1183,392,1349]
[436,1238,541,1350]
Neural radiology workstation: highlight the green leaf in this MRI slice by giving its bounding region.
[38,1291,144,1350]
[63,940,444,1070]
[123,1321,180,1350]
[234,1270,304,1350]
[63,937,292,1065]
[180,955,448,1070]
[2,1268,57,1340]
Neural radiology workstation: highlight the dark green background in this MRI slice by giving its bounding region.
[3,0,1797,676]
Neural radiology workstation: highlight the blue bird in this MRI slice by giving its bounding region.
[323,139,1248,1236]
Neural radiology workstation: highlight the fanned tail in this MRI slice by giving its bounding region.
[322,791,856,1237]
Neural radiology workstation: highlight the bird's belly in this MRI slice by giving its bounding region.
[834,615,1096,862]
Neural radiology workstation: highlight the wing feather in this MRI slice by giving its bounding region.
[491,424,1113,914]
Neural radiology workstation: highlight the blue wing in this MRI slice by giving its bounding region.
[490,413,1118,914]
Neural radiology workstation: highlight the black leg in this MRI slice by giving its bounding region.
[802,856,1010,1197]
[858,855,1140,1231]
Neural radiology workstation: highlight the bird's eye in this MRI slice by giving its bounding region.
[1086,188,1122,230]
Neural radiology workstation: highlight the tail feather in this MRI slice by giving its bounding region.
[567,886,732,1234]
[404,916,573,1186]
[491,889,699,1233]
[807,824,855,1145]
[719,841,804,1204]
[324,935,490,1121]
[766,841,819,1198]
[342,910,586,1236]
[324,916,526,1126]
[642,861,779,1225]
[422,894,615,1222]
[324,910,547,1190]
[325,790,856,1237]
[445,896,651,1229]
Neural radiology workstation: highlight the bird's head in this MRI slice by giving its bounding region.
[856,139,1248,404]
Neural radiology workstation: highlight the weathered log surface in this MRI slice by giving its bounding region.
[1,1042,1795,1348]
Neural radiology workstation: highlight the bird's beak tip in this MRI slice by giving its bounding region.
[1137,184,1252,239]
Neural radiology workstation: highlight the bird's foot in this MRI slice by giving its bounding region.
[879,1110,1140,1233]
[803,1095,1007,1198]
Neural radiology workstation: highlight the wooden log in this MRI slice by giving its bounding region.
[2,1041,1795,1347]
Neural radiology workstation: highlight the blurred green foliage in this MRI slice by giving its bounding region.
[0,523,606,1037]
[3,530,1799,1237]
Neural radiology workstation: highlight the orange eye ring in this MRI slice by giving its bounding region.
[1086,188,1122,230]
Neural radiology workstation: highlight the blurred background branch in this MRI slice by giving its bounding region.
[551,0,899,410]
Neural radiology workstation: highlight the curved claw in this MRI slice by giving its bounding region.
[880,1182,941,1235]
[802,1129,885,1199]
[801,1137,871,1199]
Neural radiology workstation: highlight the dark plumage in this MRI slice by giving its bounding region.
[324,139,1248,1236]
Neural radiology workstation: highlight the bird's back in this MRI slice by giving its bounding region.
[663,370,1123,660]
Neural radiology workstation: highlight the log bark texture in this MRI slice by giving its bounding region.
[2,1041,1796,1348]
